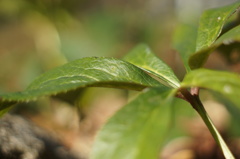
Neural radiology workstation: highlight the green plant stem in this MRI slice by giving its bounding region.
[194,98,235,159]
[179,88,235,159]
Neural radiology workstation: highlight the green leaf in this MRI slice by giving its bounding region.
[0,57,163,111]
[172,24,198,72]
[181,68,240,107]
[189,25,240,69]
[196,1,240,51]
[215,25,240,44]
[189,2,240,69]
[124,44,180,88]
[91,87,175,159]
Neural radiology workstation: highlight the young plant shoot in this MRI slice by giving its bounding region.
[1,1,240,159]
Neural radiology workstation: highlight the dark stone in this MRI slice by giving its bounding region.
[0,114,81,159]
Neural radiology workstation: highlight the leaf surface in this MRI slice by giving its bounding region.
[189,2,240,69]
[172,24,198,72]
[124,44,180,88]
[189,25,240,69]
[0,57,163,111]
[196,1,240,51]
[91,87,175,159]
[181,69,240,107]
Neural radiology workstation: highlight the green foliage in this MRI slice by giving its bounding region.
[0,57,162,112]
[124,44,180,88]
[189,2,240,69]
[196,2,240,51]
[173,24,198,72]
[182,69,240,107]
[189,25,240,69]
[91,88,174,159]
[1,1,240,159]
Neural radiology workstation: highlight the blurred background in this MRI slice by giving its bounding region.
[0,0,239,159]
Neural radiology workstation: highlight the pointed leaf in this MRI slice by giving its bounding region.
[181,69,240,107]
[0,57,163,112]
[91,87,175,159]
[189,25,240,69]
[172,24,198,72]
[196,1,240,51]
[124,44,180,88]
[189,2,240,69]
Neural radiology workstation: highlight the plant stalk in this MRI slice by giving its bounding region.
[179,88,235,159]
[194,97,235,159]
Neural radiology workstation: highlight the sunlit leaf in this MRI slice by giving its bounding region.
[196,1,240,51]
[189,2,240,69]
[91,87,175,159]
[189,25,240,69]
[181,68,240,107]
[0,57,163,112]
[172,24,198,72]
[124,44,180,88]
